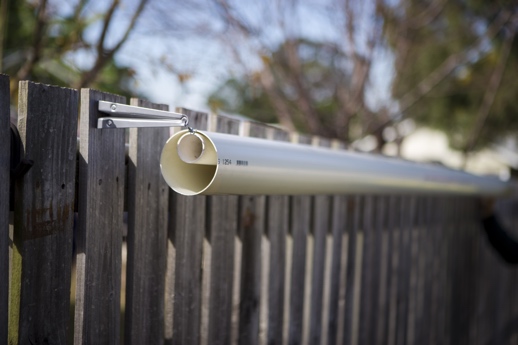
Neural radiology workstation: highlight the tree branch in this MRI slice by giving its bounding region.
[12,0,48,93]
[98,0,120,56]
[259,66,296,131]
[76,0,149,88]
[464,29,515,153]
[366,9,514,136]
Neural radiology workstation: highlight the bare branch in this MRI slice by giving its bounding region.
[12,0,48,96]
[464,29,515,153]
[407,0,447,29]
[366,9,514,136]
[76,0,149,88]
[97,0,120,56]
[400,10,512,112]
[259,66,296,131]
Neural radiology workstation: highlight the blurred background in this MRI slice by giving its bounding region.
[2,0,517,178]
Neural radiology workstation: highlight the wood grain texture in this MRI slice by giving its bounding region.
[169,108,208,345]
[325,195,347,345]
[164,110,209,342]
[75,89,126,345]
[358,195,375,345]
[342,195,361,345]
[238,194,265,345]
[308,195,331,345]
[369,196,386,344]
[383,196,400,345]
[287,195,311,345]
[286,131,312,345]
[395,197,415,345]
[0,74,9,345]
[124,99,170,344]
[266,127,290,345]
[207,114,240,345]
[10,81,78,344]
[238,121,268,345]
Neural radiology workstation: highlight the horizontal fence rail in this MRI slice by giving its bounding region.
[1,77,518,345]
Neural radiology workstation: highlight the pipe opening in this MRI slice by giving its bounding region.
[177,133,205,163]
[160,130,218,195]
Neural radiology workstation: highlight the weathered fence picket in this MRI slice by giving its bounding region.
[1,78,518,345]
[75,89,126,344]
[124,99,170,344]
[0,74,9,345]
[9,81,78,344]
[168,108,208,345]
[265,128,290,345]
[206,114,240,345]
[237,121,269,345]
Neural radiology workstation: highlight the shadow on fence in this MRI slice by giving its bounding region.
[1,76,518,344]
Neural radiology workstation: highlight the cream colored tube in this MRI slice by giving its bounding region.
[160,129,509,196]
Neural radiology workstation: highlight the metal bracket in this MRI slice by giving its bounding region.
[97,101,189,129]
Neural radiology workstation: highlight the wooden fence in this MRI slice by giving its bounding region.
[1,76,518,344]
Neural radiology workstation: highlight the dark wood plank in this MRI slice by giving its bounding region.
[358,195,375,345]
[266,194,289,345]
[9,81,78,344]
[287,195,311,345]
[429,196,444,344]
[238,121,268,345]
[207,114,240,345]
[307,137,332,345]
[308,195,331,345]
[75,89,126,344]
[368,196,384,344]
[164,110,208,343]
[0,74,9,345]
[342,195,361,345]
[238,194,266,345]
[416,197,433,345]
[434,197,451,345]
[405,197,421,343]
[266,128,290,345]
[287,134,312,345]
[168,108,209,345]
[374,196,389,345]
[382,196,400,345]
[124,99,170,344]
[325,195,347,345]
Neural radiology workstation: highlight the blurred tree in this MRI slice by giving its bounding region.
[209,39,365,140]
[0,0,149,98]
[380,0,518,154]
[206,0,389,148]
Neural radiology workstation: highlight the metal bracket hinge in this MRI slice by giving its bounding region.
[97,101,189,129]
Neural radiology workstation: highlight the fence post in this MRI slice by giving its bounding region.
[237,122,268,345]
[9,81,78,344]
[0,74,10,345]
[286,134,312,345]
[168,108,208,345]
[265,128,291,345]
[74,89,126,344]
[124,99,170,344]
[201,114,240,345]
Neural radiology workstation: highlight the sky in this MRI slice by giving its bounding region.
[80,0,396,113]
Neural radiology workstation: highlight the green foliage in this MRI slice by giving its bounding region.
[209,39,356,139]
[384,0,518,151]
[1,0,139,99]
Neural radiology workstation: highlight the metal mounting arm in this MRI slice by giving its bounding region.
[97,101,189,129]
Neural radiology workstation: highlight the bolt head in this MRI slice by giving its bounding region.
[110,104,117,111]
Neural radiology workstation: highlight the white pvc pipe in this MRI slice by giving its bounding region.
[160,129,509,196]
